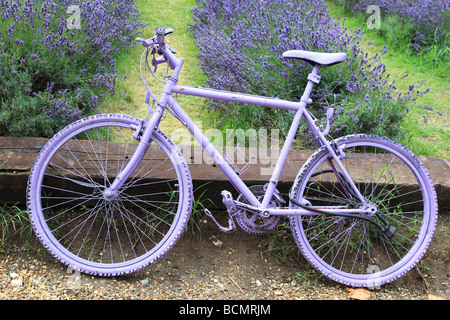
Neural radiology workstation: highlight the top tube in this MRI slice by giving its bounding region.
[172,85,303,111]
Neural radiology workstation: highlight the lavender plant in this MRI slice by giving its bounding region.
[0,0,146,137]
[344,0,450,52]
[189,0,430,141]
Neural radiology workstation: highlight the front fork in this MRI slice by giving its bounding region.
[104,105,165,199]
[105,57,184,198]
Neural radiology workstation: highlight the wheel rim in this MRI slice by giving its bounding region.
[293,137,435,286]
[30,118,186,273]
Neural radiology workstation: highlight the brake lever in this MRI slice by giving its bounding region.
[135,37,156,48]
[151,54,166,73]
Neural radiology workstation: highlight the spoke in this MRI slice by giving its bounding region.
[42,193,101,211]
[119,191,177,224]
[121,157,173,192]
[379,187,422,205]
[74,136,107,182]
[121,178,178,189]
[120,189,179,201]
[314,222,355,264]
[73,201,106,257]
[121,147,164,189]
[329,227,354,271]
[114,200,145,258]
[116,198,165,243]
[52,198,105,244]
[305,175,350,204]
[45,196,98,224]
[61,143,100,186]
[303,216,339,234]
[51,153,98,187]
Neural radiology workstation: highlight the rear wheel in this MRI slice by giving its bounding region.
[27,114,192,276]
[290,134,438,287]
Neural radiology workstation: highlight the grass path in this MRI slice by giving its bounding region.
[326,1,449,158]
[99,0,210,143]
[101,0,448,158]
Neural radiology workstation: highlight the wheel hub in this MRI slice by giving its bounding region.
[364,202,378,217]
[103,189,117,201]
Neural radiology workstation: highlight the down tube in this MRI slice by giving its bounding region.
[166,96,260,207]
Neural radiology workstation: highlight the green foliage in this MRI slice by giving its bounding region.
[340,0,450,80]
[0,203,32,247]
[0,0,146,137]
[0,52,84,136]
[190,0,430,145]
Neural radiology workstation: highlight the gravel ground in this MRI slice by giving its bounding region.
[0,211,448,302]
[0,250,442,301]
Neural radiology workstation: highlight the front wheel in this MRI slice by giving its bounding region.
[290,134,438,287]
[27,114,193,276]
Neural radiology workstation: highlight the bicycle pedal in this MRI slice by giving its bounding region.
[205,208,236,233]
[221,190,237,213]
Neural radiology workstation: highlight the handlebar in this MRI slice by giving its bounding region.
[135,26,177,70]
[137,26,184,106]
[136,26,174,47]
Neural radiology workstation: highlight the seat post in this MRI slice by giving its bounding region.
[300,64,321,105]
[308,64,321,84]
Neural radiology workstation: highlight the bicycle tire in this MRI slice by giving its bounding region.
[289,134,438,287]
[27,114,192,276]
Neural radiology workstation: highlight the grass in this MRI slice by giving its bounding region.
[101,0,448,159]
[185,183,214,236]
[0,203,33,249]
[99,0,212,142]
[325,1,449,158]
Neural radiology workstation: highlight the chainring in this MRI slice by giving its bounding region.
[235,185,282,235]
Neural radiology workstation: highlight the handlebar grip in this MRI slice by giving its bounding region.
[135,37,155,48]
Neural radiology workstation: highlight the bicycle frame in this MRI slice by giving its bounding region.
[108,47,370,217]
[25,26,436,284]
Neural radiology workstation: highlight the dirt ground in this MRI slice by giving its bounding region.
[0,210,448,301]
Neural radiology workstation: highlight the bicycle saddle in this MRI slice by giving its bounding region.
[282,50,347,67]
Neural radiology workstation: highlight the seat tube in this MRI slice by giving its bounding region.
[261,65,320,208]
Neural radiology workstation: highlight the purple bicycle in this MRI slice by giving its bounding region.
[27,27,438,287]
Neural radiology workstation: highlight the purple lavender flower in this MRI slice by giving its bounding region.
[349,0,449,51]
[189,0,431,141]
[0,0,147,137]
